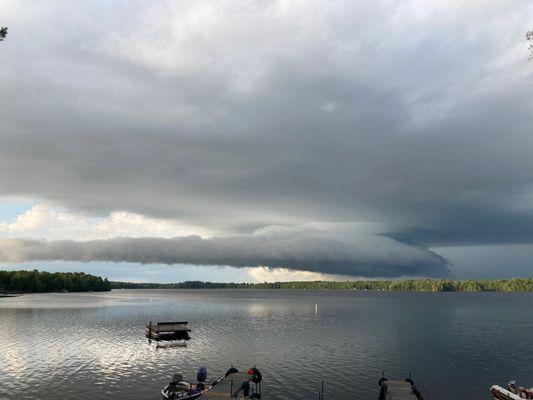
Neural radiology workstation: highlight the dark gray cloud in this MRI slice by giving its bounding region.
[0,225,450,277]
[1,1,533,276]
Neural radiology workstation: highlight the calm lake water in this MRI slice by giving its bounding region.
[1,289,532,400]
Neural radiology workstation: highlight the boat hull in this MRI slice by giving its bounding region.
[491,385,526,400]
[161,385,201,400]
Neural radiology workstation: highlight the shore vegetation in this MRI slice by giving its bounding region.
[0,269,112,293]
[111,278,533,292]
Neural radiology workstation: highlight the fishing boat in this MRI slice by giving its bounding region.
[161,378,201,400]
[162,366,262,400]
[491,381,533,400]
[161,367,221,400]
[378,375,424,400]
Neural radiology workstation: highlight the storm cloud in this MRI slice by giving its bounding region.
[0,225,450,277]
[1,1,533,277]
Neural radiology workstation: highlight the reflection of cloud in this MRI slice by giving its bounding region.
[248,303,270,318]
[0,351,14,376]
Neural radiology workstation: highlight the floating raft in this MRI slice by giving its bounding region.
[146,321,191,341]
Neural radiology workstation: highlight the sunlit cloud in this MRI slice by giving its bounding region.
[245,266,356,283]
[0,203,213,241]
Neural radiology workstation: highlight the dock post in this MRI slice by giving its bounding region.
[321,380,324,400]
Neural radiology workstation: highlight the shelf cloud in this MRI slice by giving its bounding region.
[1,1,533,278]
[0,225,449,277]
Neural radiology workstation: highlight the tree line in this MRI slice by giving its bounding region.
[2,270,533,293]
[0,270,112,293]
[111,278,533,292]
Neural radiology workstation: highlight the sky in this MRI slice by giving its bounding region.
[0,0,532,282]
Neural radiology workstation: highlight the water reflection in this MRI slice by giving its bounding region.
[1,290,533,400]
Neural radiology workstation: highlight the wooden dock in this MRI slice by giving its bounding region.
[379,379,424,400]
[202,371,262,400]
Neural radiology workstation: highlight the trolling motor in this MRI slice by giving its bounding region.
[196,366,207,390]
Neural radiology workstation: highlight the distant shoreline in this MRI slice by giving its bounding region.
[110,278,533,292]
[3,269,533,293]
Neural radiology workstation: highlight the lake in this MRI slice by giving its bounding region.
[1,289,532,400]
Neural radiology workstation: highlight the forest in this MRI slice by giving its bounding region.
[111,278,533,292]
[3,269,533,293]
[0,270,112,293]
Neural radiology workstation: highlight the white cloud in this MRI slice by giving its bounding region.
[0,224,450,277]
[245,266,355,282]
[0,203,213,241]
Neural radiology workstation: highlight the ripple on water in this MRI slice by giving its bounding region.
[1,290,533,400]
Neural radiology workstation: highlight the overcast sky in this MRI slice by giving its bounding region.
[1,0,532,282]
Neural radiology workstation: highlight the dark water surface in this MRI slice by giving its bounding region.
[1,289,532,400]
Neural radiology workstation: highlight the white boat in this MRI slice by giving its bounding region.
[491,381,533,400]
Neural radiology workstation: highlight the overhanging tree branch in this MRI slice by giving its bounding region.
[527,30,533,61]
[0,26,7,41]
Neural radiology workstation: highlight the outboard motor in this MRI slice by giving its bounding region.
[197,366,207,383]
[248,367,262,384]
[241,380,251,397]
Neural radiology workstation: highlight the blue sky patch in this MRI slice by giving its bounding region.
[0,200,34,223]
